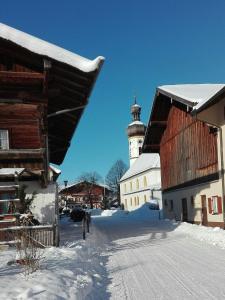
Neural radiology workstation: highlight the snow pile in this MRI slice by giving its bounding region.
[97,204,160,221]
[101,209,122,217]
[0,217,107,300]
[174,222,225,249]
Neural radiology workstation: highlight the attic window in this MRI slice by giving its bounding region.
[0,130,9,150]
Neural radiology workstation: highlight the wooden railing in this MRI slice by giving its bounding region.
[0,224,57,248]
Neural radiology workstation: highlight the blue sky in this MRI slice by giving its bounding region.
[1,0,225,184]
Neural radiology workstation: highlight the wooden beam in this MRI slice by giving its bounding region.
[53,74,88,90]
[53,64,93,83]
[0,71,43,79]
[0,91,47,104]
[55,83,86,99]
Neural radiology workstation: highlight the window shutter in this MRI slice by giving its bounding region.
[208,198,212,214]
[217,197,222,214]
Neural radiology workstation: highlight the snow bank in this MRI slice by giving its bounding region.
[96,204,160,220]
[101,209,122,217]
[174,222,225,249]
[0,217,107,300]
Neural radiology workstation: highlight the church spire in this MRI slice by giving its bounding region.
[127,96,146,166]
[131,96,141,122]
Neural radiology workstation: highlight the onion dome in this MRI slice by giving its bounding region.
[127,97,146,137]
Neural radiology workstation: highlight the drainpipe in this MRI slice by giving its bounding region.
[194,114,225,226]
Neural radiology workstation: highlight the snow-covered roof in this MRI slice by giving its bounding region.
[49,165,61,175]
[0,23,104,72]
[120,153,160,182]
[158,84,225,111]
[0,168,25,176]
[59,180,111,193]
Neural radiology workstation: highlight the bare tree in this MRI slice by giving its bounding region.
[78,172,102,209]
[105,160,128,205]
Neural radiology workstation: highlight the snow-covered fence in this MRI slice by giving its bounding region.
[0,224,57,247]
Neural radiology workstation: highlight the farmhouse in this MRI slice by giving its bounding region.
[0,23,104,242]
[59,181,111,209]
[143,84,225,227]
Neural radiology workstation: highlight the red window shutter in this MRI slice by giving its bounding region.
[208,198,212,214]
[217,197,222,214]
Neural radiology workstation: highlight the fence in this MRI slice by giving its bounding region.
[0,224,57,248]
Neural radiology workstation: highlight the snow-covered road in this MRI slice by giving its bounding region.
[88,210,225,300]
[2,207,225,299]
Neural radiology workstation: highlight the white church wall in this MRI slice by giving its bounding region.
[120,168,162,211]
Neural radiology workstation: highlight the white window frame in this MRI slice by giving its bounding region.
[0,129,9,150]
[211,196,218,214]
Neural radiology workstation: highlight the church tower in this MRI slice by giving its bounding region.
[127,97,146,166]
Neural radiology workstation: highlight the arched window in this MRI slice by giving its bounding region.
[136,179,139,190]
[130,181,132,191]
[143,176,148,187]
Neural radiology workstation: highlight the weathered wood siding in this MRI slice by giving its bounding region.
[0,104,43,149]
[160,105,218,190]
[0,103,45,170]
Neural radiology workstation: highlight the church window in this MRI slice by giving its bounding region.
[136,179,139,190]
[143,176,147,187]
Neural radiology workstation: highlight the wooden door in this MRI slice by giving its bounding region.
[182,198,188,222]
[201,195,208,226]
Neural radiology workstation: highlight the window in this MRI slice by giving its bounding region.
[136,179,139,190]
[125,199,127,209]
[137,196,139,205]
[212,197,218,214]
[134,197,136,206]
[143,176,147,187]
[208,196,222,214]
[164,199,168,207]
[124,184,127,193]
[130,198,132,206]
[139,147,142,155]
[130,181,133,191]
[0,130,9,150]
[144,195,147,203]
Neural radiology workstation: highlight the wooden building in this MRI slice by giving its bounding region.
[59,181,111,209]
[143,84,225,228]
[0,23,104,236]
